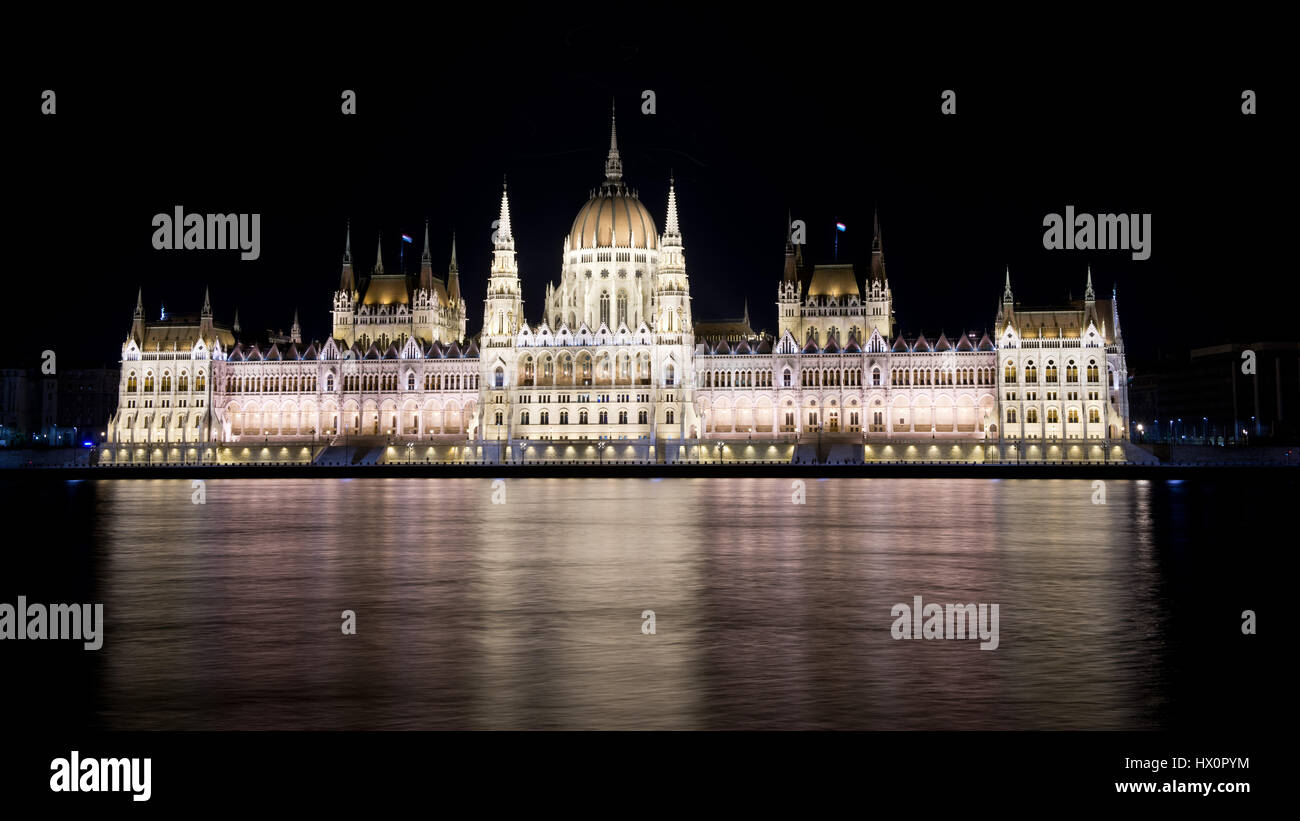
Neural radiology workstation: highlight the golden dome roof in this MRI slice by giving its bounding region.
[568,190,658,252]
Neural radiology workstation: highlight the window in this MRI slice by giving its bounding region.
[618,410,627,424]
[494,367,504,388]
[1026,408,1038,423]
[1045,363,1058,383]
[599,410,608,424]
[521,411,530,425]
[617,291,627,327]
[1089,408,1101,424]
[540,410,550,424]
[1087,361,1099,382]
[1007,408,1018,423]
[872,369,881,386]
[408,373,416,390]
[1024,361,1037,382]
[1068,408,1079,423]
[600,291,610,327]
[494,411,504,426]
[1066,361,1078,382]
[666,409,674,424]
[161,373,171,392]
[579,410,589,424]
[1004,362,1016,383]
[638,410,648,424]
[1047,408,1059,424]
[560,410,569,425]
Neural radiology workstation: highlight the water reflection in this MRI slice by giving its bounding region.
[64,478,1204,729]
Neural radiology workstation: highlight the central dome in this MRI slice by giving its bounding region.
[568,190,658,251]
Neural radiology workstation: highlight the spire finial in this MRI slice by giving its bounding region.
[374,233,384,274]
[421,220,431,263]
[605,101,623,182]
[1003,266,1014,302]
[233,308,241,335]
[344,219,352,262]
[1085,265,1095,301]
[202,285,211,316]
[664,176,680,237]
[449,232,458,272]
[496,180,512,241]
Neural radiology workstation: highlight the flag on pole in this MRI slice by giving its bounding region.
[835,222,847,232]
[401,234,413,243]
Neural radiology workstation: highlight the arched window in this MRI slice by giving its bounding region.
[638,410,648,424]
[618,410,627,424]
[1068,408,1079,423]
[1089,408,1100,423]
[666,409,675,424]
[872,369,881,386]
[598,410,608,424]
[540,410,550,424]
[161,372,171,392]
[144,372,155,392]
[665,363,675,387]
[494,411,503,426]
[326,374,334,392]
[521,411,530,425]
[1026,408,1038,423]
[179,372,189,391]
[127,372,138,392]
[408,373,416,390]
[1066,360,1078,382]
[494,367,504,388]
[1087,360,1099,382]
[1024,361,1037,382]
[1047,408,1059,423]
[1007,408,1018,423]
[579,409,589,424]
[600,291,610,327]
[617,291,628,327]
[1045,362,1058,383]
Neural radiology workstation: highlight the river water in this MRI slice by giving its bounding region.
[0,477,1269,730]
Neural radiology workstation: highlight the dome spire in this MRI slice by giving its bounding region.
[604,99,623,184]
[373,233,384,274]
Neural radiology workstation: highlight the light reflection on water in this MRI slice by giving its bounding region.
[86,477,1170,730]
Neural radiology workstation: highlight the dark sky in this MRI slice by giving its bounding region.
[11,26,1285,370]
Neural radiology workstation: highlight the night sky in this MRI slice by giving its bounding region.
[11,27,1284,370]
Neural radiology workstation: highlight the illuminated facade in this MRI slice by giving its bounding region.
[104,109,1130,463]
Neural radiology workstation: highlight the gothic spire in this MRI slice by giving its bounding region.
[783,210,798,284]
[870,209,887,282]
[496,180,514,248]
[418,220,435,292]
[373,234,384,275]
[339,221,356,293]
[202,285,211,317]
[233,308,241,335]
[448,233,461,302]
[1084,265,1095,302]
[664,175,680,238]
[134,287,143,317]
[605,99,623,182]
[1003,266,1014,302]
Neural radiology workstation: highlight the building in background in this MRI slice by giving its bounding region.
[1130,342,1299,443]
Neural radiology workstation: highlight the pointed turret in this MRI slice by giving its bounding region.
[1002,266,1014,303]
[232,308,241,337]
[200,285,213,340]
[373,234,385,275]
[742,298,750,328]
[131,287,145,343]
[870,209,887,282]
[339,221,356,293]
[1112,284,1123,345]
[664,174,680,238]
[783,210,798,284]
[1084,265,1096,302]
[418,220,436,292]
[447,233,461,303]
[496,181,514,250]
[290,308,301,344]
